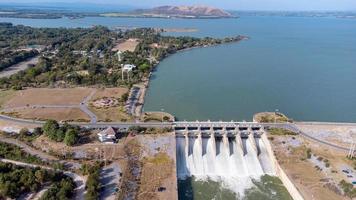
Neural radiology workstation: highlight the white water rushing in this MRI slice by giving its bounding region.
[176,134,276,197]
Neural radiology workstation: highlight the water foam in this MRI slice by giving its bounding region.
[176,134,275,197]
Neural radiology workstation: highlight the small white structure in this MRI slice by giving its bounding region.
[122,64,137,81]
[348,141,355,158]
[97,127,116,143]
[117,50,123,62]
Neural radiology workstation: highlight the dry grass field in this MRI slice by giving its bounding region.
[89,87,131,122]
[112,39,139,52]
[91,106,132,122]
[0,87,133,122]
[271,134,351,200]
[0,90,16,109]
[2,88,94,108]
[2,107,90,122]
[137,152,175,200]
[91,87,128,100]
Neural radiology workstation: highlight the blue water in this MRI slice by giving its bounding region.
[1,16,356,122]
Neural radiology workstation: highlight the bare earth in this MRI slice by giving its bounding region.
[112,39,139,52]
[91,87,128,100]
[89,87,132,122]
[271,133,353,200]
[1,87,132,123]
[3,107,90,122]
[0,90,16,109]
[137,134,178,200]
[90,106,132,122]
[0,119,38,133]
[296,124,356,147]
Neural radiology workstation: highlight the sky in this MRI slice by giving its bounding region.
[1,0,356,11]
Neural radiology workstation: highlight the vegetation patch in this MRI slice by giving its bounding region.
[254,112,291,123]
[0,23,243,89]
[82,162,103,200]
[267,128,298,136]
[144,152,171,165]
[0,162,74,199]
[138,152,174,200]
[339,180,356,199]
[42,119,80,146]
[0,141,43,164]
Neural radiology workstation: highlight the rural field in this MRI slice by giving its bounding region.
[89,87,131,122]
[2,107,90,122]
[112,38,139,52]
[1,88,95,108]
[0,87,132,122]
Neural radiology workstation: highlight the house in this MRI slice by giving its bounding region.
[122,64,137,72]
[121,64,137,81]
[97,127,117,143]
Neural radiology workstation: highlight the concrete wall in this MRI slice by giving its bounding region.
[261,134,305,200]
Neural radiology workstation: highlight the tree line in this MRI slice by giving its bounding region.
[42,119,80,146]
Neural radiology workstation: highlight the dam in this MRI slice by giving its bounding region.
[175,123,277,196]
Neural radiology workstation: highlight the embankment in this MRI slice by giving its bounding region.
[261,134,304,200]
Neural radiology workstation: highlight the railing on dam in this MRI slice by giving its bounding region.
[174,122,264,138]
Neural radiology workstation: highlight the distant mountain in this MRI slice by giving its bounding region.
[132,5,233,18]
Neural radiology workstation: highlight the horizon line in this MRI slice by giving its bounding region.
[0,2,356,12]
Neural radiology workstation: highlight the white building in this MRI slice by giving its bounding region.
[97,127,116,143]
[122,64,137,81]
[123,64,136,71]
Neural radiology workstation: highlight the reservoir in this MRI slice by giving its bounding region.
[1,16,356,122]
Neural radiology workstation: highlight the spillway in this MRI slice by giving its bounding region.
[176,128,276,196]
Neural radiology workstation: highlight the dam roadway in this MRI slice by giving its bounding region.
[0,113,354,152]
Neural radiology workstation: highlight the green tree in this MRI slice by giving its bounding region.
[43,120,59,138]
[64,129,78,146]
[138,63,150,72]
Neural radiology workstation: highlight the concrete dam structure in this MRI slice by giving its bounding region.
[175,124,277,196]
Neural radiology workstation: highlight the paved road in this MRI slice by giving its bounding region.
[267,123,351,152]
[0,158,86,200]
[0,112,354,152]
[0,56,39,78]
[80,90,98,124]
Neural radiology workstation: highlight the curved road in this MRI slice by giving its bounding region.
[266,123,351,152]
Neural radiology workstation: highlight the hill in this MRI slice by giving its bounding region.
[132,5,233,18]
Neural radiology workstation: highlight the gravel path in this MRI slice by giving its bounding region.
[0,56,39,78]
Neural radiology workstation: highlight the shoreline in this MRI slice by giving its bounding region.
[138,36,248,118]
